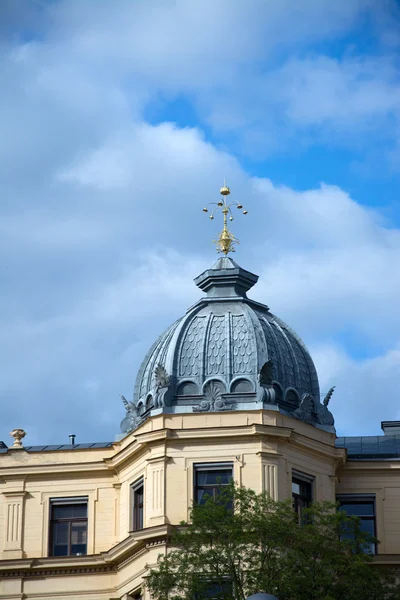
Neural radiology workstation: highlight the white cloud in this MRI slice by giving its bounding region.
[1,0,400,446]
[313,343,400,435]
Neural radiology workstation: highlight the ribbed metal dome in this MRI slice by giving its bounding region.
[121,258,334,434]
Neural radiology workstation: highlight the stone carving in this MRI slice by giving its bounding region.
[292,392,335,429]
[323,386,335,406]
[293,394,315,425]
[193,381,235,413]
[153,364,170,408]
[154,364,169,389]
[9,428,26,448]
[257,360,276,404]
[120,394,140,434]
[316,403,335,427]
[317,387,335,427]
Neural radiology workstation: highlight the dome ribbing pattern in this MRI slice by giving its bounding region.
[121,257,334,434]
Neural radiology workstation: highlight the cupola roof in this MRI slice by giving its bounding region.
[121,256,334,435]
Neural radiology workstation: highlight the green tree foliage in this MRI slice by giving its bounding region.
[146,482,400,600]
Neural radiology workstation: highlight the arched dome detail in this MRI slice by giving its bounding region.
[230,377,254,394]
[176,381,199,396]
[123,257,334,434]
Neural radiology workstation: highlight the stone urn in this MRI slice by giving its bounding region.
[9,428,26,448]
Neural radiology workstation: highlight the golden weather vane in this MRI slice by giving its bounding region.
[202,184,248,255]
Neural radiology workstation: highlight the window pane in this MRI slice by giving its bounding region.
[53,504,87,519]
[196,469,231,486]
[196,489,207,504]
[132,484,144,530]
[292,478,312,499]
[292,481,300,495]
[52,522,69,556]
[360,519,375,536]
[197,489,214,505]
[134,486,144,506]
[340,502,374,517]
[71,522,87,555]
[202,580,233,599]
[134,504,143,529]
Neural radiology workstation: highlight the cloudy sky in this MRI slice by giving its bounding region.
[1,0,400,446]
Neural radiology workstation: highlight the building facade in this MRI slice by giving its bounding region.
[1,255,399,600]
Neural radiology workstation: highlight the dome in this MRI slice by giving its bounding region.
[121,257,334,434]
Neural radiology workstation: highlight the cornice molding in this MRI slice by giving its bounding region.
[339,460,400,473]
[0,462,113,478]
[290,432,345,462]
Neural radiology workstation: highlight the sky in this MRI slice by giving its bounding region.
[1,0,400,446]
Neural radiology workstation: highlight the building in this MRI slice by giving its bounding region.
[1,188,400,599]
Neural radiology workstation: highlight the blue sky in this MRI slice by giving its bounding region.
[1,0,400,445]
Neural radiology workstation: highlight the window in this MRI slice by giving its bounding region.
[338,495,376,554]
[292,472,313,524]
[49,498,88,557]
[196,580,233,599]
[132,479,144,531]
[194,464,233,505]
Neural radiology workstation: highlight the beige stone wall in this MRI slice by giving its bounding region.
[337,462,400,556]
[3,409,391,599]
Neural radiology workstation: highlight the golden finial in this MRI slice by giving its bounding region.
[202,184,248,255]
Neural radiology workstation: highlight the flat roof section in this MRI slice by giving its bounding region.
[336,435,400,459]
[0,441,114,454]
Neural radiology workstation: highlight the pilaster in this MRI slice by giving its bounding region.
[2,479,26,559]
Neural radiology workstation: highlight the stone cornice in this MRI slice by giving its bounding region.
[0,461,113,479]
[290,431,346,462]
[339,460,400,473]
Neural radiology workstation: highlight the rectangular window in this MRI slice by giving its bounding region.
[198,580,233,599]
[49,498,88,557]
[132,479,144,531]
[337,495,376,554]
[194,463,233,505]
[292,471,313,524]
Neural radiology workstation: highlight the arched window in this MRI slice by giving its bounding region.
[177,382,199,395]
[231,379,253,393]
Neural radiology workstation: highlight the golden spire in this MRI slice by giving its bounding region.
[202,184,248,255]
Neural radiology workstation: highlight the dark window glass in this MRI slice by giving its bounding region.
[132,480,144,530]
[338,498,376,554]
[194,580,233,600]
[194,466,232,505]
[292,476,312,524]
[50,500,87,557]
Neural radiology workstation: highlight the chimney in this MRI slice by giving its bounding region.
[69,434,76,446]
[381,421,400,436]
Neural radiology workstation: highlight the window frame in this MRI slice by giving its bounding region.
[131,478,144,531]
[337,494,377,554]
[292,470,314,524]
[48,497,88,557]
[193,462,233,506]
